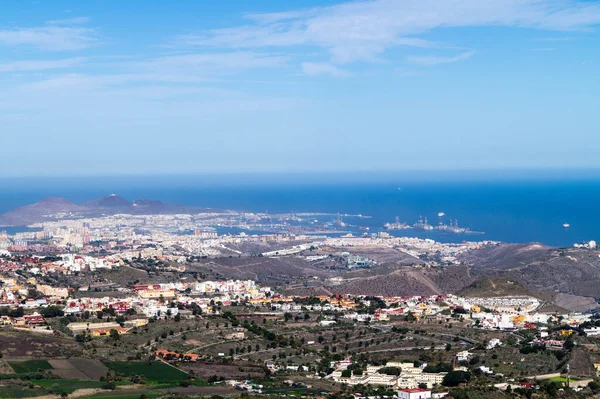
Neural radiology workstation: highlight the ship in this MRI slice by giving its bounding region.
[384,216,411,231]
[434,218,485,235]
[435,218,469,233]
[333,213,347,228]
[413,216,434,231]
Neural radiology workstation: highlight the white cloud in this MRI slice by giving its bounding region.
[407,51,475,66]
[47,17,91,26]
[0,57,85,73]
[19,52,289,91]
[0,26,97,51]
[20,73,206,91]
[302,62,350,77]
[137,51,289,74]
[181,0,600,64]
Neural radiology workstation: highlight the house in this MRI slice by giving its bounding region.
[225,331,246,340]
[319,320,336,326]
[399,388,432,399]
[486,338,502,350]
[155,349,198,362]
[584,327,600,337]
[520,382,535,388]
[68,321,127,336]
[456,350,472,362]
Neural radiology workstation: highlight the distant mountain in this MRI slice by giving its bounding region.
[0,194,223,227]
[132,199,171,213]
[83,194,132,209]
[0,198,87,227]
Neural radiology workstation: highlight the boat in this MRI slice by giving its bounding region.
[413,216,434,231]
[384,216,411,230]
[563,223,570,228]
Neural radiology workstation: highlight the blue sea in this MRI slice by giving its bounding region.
[1,172,599,247]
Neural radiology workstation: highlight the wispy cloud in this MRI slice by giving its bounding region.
[19,52,289,91]
[302,62,350,78]
[0,24,97,51]
[533,36,575,42]
[139,51,288,74]
[179,0,600,64]
[47,17,91,26]
[0,57,85,73]
[406,51,475,66]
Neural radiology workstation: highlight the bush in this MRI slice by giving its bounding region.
[442,370,471,387]
[101,382,116,390]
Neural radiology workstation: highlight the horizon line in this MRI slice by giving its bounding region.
[3,166,600,180]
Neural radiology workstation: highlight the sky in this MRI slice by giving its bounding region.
[1,0,599,177]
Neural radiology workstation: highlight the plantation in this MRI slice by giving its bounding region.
[7,360,53,374]
[106,361,188,381]
[31,379,107,394]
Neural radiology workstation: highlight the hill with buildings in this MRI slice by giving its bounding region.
[0,195,220,227]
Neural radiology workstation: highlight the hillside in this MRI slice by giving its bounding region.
[463,244,600,298]
[83,194,132,209]
[457,277,542,298]
[0,198,87,226]
[0,195,222,227]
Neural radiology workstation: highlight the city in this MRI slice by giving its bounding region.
[0,200,600,398]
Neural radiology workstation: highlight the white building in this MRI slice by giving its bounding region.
[399,388,432,399]
[584,327,600,336]
[486,338,502,350]
[456,350,472,362]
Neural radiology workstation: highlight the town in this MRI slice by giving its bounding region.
[1,217,600,399]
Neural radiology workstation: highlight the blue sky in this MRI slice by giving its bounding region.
[1,0,599,177]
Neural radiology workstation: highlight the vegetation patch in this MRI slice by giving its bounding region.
[106,361,188,381]
[7,360,53,374]
[31,379,115,394]
[0,385,47,398]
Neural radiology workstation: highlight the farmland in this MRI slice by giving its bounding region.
[106,361,188,381]
[48,359,108,380]
[6,360,52,374]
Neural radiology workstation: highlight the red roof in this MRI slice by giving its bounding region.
[400,388,430,393]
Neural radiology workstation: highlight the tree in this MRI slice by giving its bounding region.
[442,370,471,387]
[564,336,575,350]
[109,329,120,341]
[40,305,64,318]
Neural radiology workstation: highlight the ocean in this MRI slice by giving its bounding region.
[1,173,599,247]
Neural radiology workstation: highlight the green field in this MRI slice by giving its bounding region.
[7,360,53,374]
[548,376,581,384]
[87,392,162,399]
[0,386,46,399]
[32,379,107,394]
[106,361,188,381]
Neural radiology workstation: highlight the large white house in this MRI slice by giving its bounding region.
[398,388,431,399]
